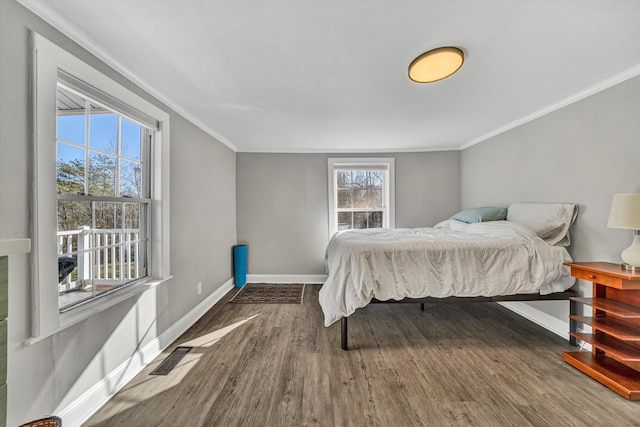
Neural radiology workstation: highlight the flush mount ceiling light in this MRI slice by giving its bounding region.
[408,46,464,83]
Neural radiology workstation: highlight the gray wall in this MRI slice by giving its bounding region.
[237,151,461,274]
[462,74,640,320]
[0,1,236,425]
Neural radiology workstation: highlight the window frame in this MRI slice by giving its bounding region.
[55,84,152,310]
[327,157,395,237]
[30,32,171,341]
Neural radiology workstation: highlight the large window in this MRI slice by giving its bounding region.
[328,158,395,235]
[31,32,171,340]
[56,84,152,310]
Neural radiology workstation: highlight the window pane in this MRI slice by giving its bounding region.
[94,202,119,230]
[337,189,352,209]
[57,200,91,301]
[354,212,368,229]
[337,212,352,231]
[124,203,141,229]
[353,189,367,208]
[121,117,141,160]
[368,171,382,188]
[90,110,118,153]
[57,85,86,144]
[336,170,351,189]
[352,170,367,189]
[367,189,382,209]
[92,234,117,287]
[93,204,120,286]
[369,211,383,228]
[123,203,142,279]
[89,152,117,196]
[56,143,85,195]
[57,114,85,145]
[57,200,91,232]
[59,291,93,310]
[120,159,142,198]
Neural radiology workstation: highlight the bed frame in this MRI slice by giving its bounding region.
[340,287,578,350]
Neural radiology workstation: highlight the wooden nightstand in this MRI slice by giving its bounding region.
[563,262,640,400]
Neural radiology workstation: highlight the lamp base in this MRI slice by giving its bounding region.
[621,263,640,272]
[620,234,640,270]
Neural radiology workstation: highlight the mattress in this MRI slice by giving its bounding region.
[318,221,575,326]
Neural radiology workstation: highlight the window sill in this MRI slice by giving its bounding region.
[24,275,172,346]
[0,238,31,257]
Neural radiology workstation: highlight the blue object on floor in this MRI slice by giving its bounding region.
[233,245,247,288]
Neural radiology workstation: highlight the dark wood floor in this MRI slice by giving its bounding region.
[84,284,640,426]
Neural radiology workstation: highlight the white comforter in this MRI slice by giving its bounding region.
[318,221,575,326]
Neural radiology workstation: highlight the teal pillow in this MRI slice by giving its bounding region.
[451,207,507,224]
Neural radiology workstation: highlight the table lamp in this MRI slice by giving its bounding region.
[607,193,640,270]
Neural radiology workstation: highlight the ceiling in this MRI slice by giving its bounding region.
[20,0,640,153]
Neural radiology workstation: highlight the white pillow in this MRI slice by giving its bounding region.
[511,220,564,240]
[506,203,578,246]
[467,221,520,238]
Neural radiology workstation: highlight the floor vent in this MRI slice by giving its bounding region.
[150,346,193,376]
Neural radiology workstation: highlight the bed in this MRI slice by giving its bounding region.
[318,203,579,350]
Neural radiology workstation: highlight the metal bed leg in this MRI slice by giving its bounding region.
[341,317,348,351]
[420,303,425,312]
[569,299,577,346]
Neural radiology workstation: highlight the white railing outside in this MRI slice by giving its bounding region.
[57,226,142,293]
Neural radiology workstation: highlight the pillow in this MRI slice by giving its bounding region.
[511,220,564,240]
[467,221,519,238]
[451,207,507,224]
[506,203,578,246]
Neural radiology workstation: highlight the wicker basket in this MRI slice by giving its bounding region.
[19,416,62,427]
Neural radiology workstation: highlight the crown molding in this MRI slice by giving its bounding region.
[17,0,238,152]
[236,145,459,154]
[460,63,640,150]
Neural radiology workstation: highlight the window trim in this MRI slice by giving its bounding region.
[30,31,171,340]
[327,157,395,237]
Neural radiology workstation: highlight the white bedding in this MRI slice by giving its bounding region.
[318,221,575,327]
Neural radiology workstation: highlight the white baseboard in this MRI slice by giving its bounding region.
[498,301,570,341]
[57,278,234,427]
[500,301,591,350]
[246,273,327,284]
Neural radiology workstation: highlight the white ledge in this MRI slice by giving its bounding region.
[0,238,31,257]
[24,275,173,346]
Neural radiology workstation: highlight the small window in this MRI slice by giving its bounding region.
[328,158,395,236]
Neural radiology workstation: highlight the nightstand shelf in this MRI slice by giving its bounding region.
[571,297,640,318]
[569,333,640,366]
[562,351,640,400]
[570,315,640,341]
[563,262,640,400]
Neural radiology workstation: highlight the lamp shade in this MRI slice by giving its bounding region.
[607,193,640,230]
